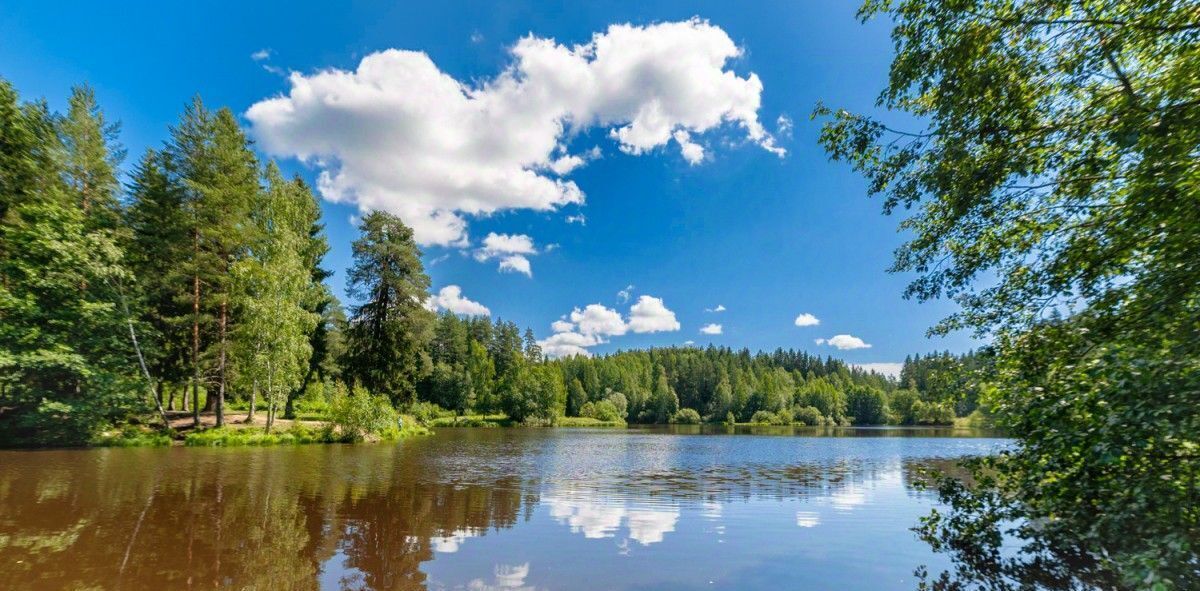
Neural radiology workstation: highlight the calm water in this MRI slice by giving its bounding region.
[0,426,1007,590]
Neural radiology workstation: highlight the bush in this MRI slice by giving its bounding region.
[749,410,777,425]
[91,425,172,447]
[793,406,825,426]
[328,384,399,442]
[912,400,955,425]
[581,399,623,423]
[773,408,794,425]
[670,408,701,424]
[407,400,452,425]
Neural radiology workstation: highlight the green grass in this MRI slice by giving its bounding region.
[91,426,173,447]
[183,417,430,447]
[428,414,511,427]
[555,416,626,427]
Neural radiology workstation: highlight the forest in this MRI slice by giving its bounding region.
[0,77,979,448]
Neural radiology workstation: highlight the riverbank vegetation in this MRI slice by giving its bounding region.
[819,0,1198,588]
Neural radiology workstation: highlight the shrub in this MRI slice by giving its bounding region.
[773,408,794,425]
[912,400,955,425]
[407,400,451,425]
[328,384,399,442]
[582,399,623,422]
[603,391,629,420]
[670,408,701,424]
[749,410,777,425]
[793,406,825,426]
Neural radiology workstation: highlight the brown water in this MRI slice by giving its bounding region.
[0,426,1006,590]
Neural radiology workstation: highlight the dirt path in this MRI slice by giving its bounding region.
[165,411,324,432]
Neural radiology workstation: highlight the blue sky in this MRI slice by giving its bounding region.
[0,0,977,374]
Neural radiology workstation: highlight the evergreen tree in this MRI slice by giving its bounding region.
[341,211,433,405]
[125,148,191,410]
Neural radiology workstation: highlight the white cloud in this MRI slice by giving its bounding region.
[570,304,627,337]
[476,232,537,276]
[427,285,491,316]
[852,362,903,379]
[470,31,484,44]
[477,232,536,258]
[705,304,726,313]
[683,340,695,346]
[627,295,681,333]
[817,334,872,350]
[699,323,723,335]
[538,293,679,357]
[672,130,705,164]
[794,313,820,327]
[617,284,634,303]
[246,18,782,245]
[251,48,272,61]
[538,331,601,358]
[776,114,793,139]
[498,254,532,276]
[565,213,587,225]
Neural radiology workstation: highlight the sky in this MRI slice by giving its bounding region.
[0,0,979,376]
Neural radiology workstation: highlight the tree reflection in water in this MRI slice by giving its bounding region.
[0,428,1005,590]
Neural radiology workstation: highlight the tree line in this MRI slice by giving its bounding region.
[0,76,978,448]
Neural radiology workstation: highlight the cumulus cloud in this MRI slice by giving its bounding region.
[699,323,723,335]
[539,331,601,358]
[628,295,681,333]
[565,213,587,225]
[705,304,726,313]
[816,334,872,350]
[852,362,903,379]
[246,18,782,245]
[498,255,532,276]
[426,285,491,316]
[538,294,680,358]
[475,233,537,276]
[251,48,272,61]
[570,304,627,337]
[794,313,820,327]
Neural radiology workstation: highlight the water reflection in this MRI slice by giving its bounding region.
[0,428,1006,590]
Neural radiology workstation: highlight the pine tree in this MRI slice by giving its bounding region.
[341,211,433,406]
[169,99,259,427]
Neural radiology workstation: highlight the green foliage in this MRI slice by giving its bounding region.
[749,411,777,425]
[183,424,333,446]
[794,405,825,427]
[407,400,453,425]
[341,211,434,406]
[0,80,150,447]
[670,408,702,424]
[821,0,1200,587]
[90,425,172,447]
[580,399,624,423]
[327,383,399,442]
[846,385,888,425]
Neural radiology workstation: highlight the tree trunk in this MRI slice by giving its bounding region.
[192,233,201,427]
[265,360,274,433]
[215,298,227,428]
[284,367,314,420]
[167,383,175,411]
[247,380,257,423]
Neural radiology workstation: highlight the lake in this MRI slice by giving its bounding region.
[0,427,1007,590]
